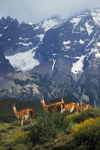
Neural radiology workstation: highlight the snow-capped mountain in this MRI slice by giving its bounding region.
[33,7,100,105]
[0,8,100,106]
[0,16,61,71]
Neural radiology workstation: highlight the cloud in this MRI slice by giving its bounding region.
[0,0,100,24]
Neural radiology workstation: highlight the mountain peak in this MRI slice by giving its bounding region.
[0,7,100,105]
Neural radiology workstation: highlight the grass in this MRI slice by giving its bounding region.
[0,107,100,150]
[0,98,100,150]
[0,122,9,129]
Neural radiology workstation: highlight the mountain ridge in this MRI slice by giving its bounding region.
[0,8,100,106]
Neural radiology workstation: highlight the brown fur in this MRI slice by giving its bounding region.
[79,100,92,111]
[12,104,35,126]
[40,98,65,113]
[60,97,79,113]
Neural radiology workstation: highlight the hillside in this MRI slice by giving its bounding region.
[0,97,76,123]
[0,107,100,150]
[0,98,42,123]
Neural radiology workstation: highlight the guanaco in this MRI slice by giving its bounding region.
[79,100,92,111]
[60,97,79,113]
[40,97,65,113]
[12,104,35,126]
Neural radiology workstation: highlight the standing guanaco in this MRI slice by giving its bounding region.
[40,97,65,113]
[79,100,92,111]
[60,97,79,113]
[12,104,35,126]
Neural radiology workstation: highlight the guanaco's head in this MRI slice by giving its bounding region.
[79,100,82,104]
[60,97,64,103]
[12,104,16,110]
[76,102,79,106]
[40,97,44,103]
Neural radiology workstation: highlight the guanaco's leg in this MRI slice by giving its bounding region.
[30,117,32,124]
[20,118,23,127]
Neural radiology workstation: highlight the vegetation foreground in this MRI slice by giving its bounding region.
[0,107,100,150]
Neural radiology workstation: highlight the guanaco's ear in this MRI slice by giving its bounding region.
[60,97,62,100]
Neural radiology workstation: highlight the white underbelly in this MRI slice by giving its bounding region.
[70,105,75,112]
[23,114,30,119]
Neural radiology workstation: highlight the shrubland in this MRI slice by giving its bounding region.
[0,107,100,150]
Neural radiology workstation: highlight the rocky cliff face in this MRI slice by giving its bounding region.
[0,8,100,106]
[33,7,100,106]
[0,46,14,74]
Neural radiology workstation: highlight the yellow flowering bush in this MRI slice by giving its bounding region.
[11,130,30,144]
[71,117,100,149]
[67,107,100,124]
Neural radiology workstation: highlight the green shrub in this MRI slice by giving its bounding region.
[29,112,70,144]
[71,117,100,150]
[12,143,28,150]
[10,119,31,127]
[11,130,30,145]
[67,108,100,123]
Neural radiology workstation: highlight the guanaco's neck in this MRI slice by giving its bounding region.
[61,98,66,107]
[13,107,18,115]
[79,100,83,109]
[41,99,48,110]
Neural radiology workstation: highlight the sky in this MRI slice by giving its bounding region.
[0,0,100,24]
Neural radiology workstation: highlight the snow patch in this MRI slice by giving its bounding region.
[5,47,39,72]
[71,55,85,74]
[63,40,71,50]
[19,36,23,40]
[4,26,8,29]
[35,34,44,41]
[95,52,100,58]
[34,26,39,30]
[42,19,60,31]
[79,39,84,44]
[85,22,93,35]
[28,22,33,25]
[91,8,100,26]
[0,33,3,37]
[52,53,57,56]
[97,42,100,47]
[52,59,56,71]
[70,17,81,30]
[80,27,85,32]
[19,42,33,46]
[34,19,59,31]
[64,55,69,58]
[63,40,71,45]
